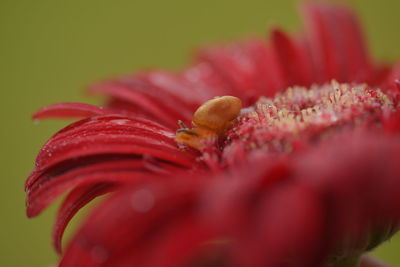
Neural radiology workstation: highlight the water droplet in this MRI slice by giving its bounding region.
[110,119,130,125]
[131,189,155,213]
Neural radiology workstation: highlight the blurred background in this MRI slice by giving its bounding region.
[1,0,400,266]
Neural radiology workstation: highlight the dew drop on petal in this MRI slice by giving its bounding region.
[130,189,155,213]
[110,119,130,125]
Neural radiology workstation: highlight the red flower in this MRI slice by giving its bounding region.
[26,3,400,267]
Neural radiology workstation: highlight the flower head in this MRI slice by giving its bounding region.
[26,3,400,267]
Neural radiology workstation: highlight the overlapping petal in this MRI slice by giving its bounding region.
[26,2,400,267]
[26,113,199,241]
[85,3,391,129]
[53,183,117,253]
[59,179,212,267]
[56,132,400,267]
[33,103,109,120]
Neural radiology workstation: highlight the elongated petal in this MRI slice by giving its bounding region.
[197,39,284,104]
[59,179,206,267]
[295,133,400,255]
[53,183,117,253]
[33,130,184,170]
[25,3,400,267]
[53,132,400,267]
[90,81,191,128]
[33,103,109,120]
[270,29,313,87]
[90,68,230,128]
[301,3,376,84]
[234,184,325,267]
[27,157,149,217]
[136,217,217,267]
[30,115,192,174]
[26,115,197,218]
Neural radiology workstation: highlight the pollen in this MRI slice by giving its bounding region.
[227,81,395,153]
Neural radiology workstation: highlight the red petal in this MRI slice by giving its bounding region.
[302,4,375,84]
[328,5,372,82]
[197,39,284,104]
[90,68,230,128]
[59,179,205,267]
[238,184,325,266]
[296,133,400,252]
[26,115,197,218]
[53,183,117,253]
[302,4,345,82]
[26,157,152,217]
[31,115,193,174]
[138,217,216,267]
[24,115,175,190]
[181,63,234,100]
[90,83,186,128]
[33,103,109,120]
[270,29,313,87]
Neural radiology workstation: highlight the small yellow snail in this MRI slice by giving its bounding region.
[176,96,242,149]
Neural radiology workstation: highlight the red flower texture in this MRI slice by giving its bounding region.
[26,3,400,267]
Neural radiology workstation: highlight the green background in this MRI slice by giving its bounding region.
[1,0,399,266]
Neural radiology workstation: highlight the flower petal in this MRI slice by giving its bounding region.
[90,82,187,128]
[33,103,109,120]
[197,39,284,103]
[59,179,206,267]
[270,29,313,87]
[234,184,325,267]
[302,3,372,83]
[27,157,150,217]
[53,183,117,253]
[26,115,197,217]
[295,133,400,255]
[31,115,192,174]
[90,68,229,128]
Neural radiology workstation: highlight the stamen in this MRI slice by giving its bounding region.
[227,81,395,153]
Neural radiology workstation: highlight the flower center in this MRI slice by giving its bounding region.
[225,81,394,154]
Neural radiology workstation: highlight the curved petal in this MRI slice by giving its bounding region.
[33,103,109,120]
[270,29,313,87]
[27,157,151,217]
[46,132,400,267]
[59,179,207,267]
[197,39,284,104]
[90,67,231,127]
[53,183,117,253]
[29,115,193,175]
[24,3,400,266]
[295,133,400,255]
[301,3,375,84]
[90,80,191,128]
[26,115,198,218]
[234,184,325,267]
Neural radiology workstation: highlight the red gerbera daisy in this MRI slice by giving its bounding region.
[26,3,400,267]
